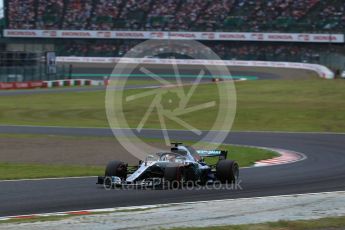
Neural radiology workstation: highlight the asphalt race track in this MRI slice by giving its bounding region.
[0,125,345,217]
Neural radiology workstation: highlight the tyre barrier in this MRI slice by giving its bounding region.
[0,79,105,90]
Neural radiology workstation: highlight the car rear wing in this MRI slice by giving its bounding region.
[196,150,228,160]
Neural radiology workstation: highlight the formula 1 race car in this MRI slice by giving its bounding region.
[97,143,239,189]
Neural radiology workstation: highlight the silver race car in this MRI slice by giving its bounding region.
[97,143,239,189]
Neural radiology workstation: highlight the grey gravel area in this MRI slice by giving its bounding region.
[2,191,345,229]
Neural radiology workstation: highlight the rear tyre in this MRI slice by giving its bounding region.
[105,160,127,179]
[216,160,239,183]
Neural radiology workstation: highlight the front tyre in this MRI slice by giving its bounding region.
[105,160,127,179]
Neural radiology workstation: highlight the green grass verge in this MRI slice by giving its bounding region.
[0,163,104,180]
[234,79,345,132]
[1,79,344,131]
[170,216,345,230]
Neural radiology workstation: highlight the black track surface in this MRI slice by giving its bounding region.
[0,125,344,217]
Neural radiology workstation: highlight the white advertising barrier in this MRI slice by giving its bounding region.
[3,29,344,43]
[56,57,334,79]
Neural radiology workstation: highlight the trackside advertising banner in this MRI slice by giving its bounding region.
[0,81,44,90]
[3,30,344,43]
